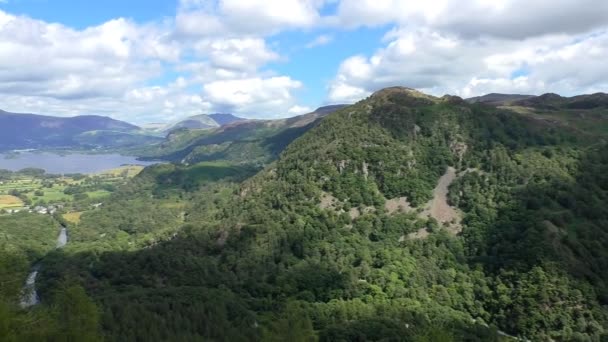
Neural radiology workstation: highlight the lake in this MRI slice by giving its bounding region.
[0,152,157,174]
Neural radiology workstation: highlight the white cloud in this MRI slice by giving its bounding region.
[329,27,608,102]
[305,34,333,48]
[288,105,313,115]
[0,5,311,122]
[194,38,280,72]
[2,0,608,124]
[335,0,608,39]
[176,0,326,37]
[220,0,323,33]
[202,77,304,118]
[0,11,177,101]
[329,0,608,103]
[328,29,479,101]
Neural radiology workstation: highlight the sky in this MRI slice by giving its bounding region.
[0,0,607,123]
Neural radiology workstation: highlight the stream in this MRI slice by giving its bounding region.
[20,226,68,308]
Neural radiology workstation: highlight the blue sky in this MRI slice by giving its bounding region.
[0,0,607,123]
[0,0,179,27]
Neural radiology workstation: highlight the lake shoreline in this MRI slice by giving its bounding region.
[0,151,160,174]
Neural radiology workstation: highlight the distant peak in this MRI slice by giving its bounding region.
[371,86,424,98]
[440,95,465,105]
[538,93,563,100]
[370,86,438,105]
[313,104,349,115]
[208,113,246,126]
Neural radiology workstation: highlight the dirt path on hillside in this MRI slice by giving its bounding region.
[417,166,462,235]
[429,167,459,224]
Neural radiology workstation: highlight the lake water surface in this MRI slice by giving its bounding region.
[0,152,157,174]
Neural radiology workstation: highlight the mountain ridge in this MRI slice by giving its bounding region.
[155,113,247,134]
[0,109,150,151]
[466,93,535,105]
[138,104,349,164]
[466,91,608,109]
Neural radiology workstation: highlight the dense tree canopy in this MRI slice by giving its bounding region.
[2,88,608,341]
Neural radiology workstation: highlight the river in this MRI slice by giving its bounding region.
[20,225,68,308]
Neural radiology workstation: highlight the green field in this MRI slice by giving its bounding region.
[86,190,112,199]
[0,179,37,191]
[0,167,143,210]
[98,165,145,178]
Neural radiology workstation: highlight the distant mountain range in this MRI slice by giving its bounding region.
[137,105,348,164]
[466,92,608,108]
[466,93,535,106]
[0,109,162,151]
[6,91,605,154]
[0,110,249,152]
[207,113,244,126]
[146,113,246,133]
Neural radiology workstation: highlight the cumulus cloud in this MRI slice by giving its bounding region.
[0,3,311,122]
[0,10,206,122]
[329,1,608,102]
[335,0,608,39]
[288,105,313,115]
[2,0,608,123]
[328,29,484,101]
[0,12,175,101]
[305,34,333,48]
[194,38,280,72]
[202,77,303,118]
[176,0,326,37]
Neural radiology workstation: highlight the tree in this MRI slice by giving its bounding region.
[262,302,318,342]
[51,282,102,342]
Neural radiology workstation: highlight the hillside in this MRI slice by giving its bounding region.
[74,130,163,148]
[150,113,247,134]
[468,92,608,110]
[466,93,534,106]
[208,113,245,126]
[138,105,348,165]
[14,87,606,341]
[0,110,159,151]
[163,114,221,132]
[513,92,608,109]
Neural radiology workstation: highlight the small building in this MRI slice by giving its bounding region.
[33,206,48,214]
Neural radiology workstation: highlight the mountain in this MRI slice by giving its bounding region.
[73,130,163,148]
[469,92,608,110]
[158,113,247,133]
[139,122,168,131]
[137,105,348,165]
[208,113,245,126]
[163,114,221,132]
[513,92,608,109]
[466,93,534,105]
[28,87,608,340]
[0,110,161,151]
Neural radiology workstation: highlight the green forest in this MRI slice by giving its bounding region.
[1,88,608,341]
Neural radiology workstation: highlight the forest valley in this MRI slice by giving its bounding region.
[1,87,608,341]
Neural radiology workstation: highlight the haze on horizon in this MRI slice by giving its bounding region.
[0,0,607,123]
